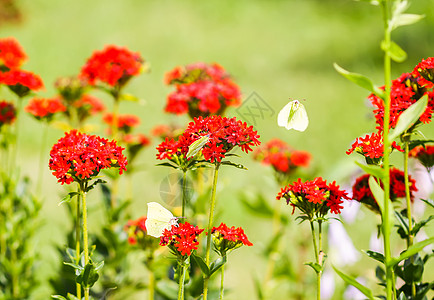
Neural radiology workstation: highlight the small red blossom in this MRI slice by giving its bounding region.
[352,168,418,214]
[156,116,260,168]
[80,45,144,87]
[277,177,350,216]
[49,130,127,184]
[0,37,27,69]
[211,223,252,256]
[0,69,44,97]
[25,97,66,120]
[412,57,434,86]
[346,132,403,160]
[0,100,16,126]
[164,62,241,118]
[254,138,311,174]
[409,145,434,169]
[73,94,105,114]
[369,72,434,131]
[160,222,204,257]
[103,113,140,133]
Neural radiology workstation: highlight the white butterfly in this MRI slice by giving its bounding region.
[277,100,309,132]
[145,202,178,238]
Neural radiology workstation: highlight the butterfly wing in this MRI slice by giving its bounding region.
[146,202,176,238]
[278,100,309,132]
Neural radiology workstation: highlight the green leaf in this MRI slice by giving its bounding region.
[155,280,179,300]
[333,63,382,96]
[391,14,424,30]
[253,274,265,300]
[381,40,407,63]
[411,215,434,236]
[51,296,67,300]
[187,135,210,158]
[119,93,140,102]
[156,162,179,169]
[76,261,100,288]
[420,198,434,209]
[368,176,394,223]
[414,281,434,300]
[220,160,247,170]
[304,262,322,274]
[355,161,384,179]
[264,229,285,256]
[364,250,385,264]
[58,192,79,206]
[86,179,107,193]
[388,237,434,267]
[409,139,434,150]
[239,193,274,219]
[333,266,377,300]
[66,294,79,300]
[209,256,227,276]
[191,253,210,277]
[389,95,428,140]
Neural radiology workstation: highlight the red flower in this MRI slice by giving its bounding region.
[409,145,434,169]
[211,223,252,256]
[253,138,311,174]
[0,37,27,69]
[0,100,16,126]
[0,69,44,97]
[73,94,105,114]
[352,168,418,214]
[151,124,182,141]
[164,62,241,118]
[412,57,434,86]
[277,177,350,216]
[49,130,127,184]
[103,113,140,133]
[156,116,260,167]
[369,72,434,131]
[160,222,204,257]
[346,132,403,160]
[25,97,66,120]
[80,45,144,87]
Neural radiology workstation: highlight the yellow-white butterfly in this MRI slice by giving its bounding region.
[277,100,309,132]
[145,202,178,238]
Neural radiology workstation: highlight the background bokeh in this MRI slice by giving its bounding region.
[1,0,433,299]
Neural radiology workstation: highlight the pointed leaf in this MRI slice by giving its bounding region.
[333,266,377,300]
[420,198,434,209]
[334,63,382,96]
[191,253,210,277]
[389,95,428,140]
[368,176,394,233]
[364,250,385,264]
[156,162,179,169]
[58,192,79,206]
[392,14,424,30]
[220,160,247,170]
[209,256,227,276]
[355,161,384,179]
[388,237,434,267]
[381,40,407,63]
[304,262,322,274]
[51,296,67,300]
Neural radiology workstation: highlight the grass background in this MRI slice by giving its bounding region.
[1,0,434,299]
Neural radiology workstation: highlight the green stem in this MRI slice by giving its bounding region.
[203,163,220,300]
[76,188,82,300]
[182,171,187,219]
[403,139,416,297]
[309,220,320,300]
[149,269,155,300]
[81,183,90,300]
[178,261,187,300]
[36,121,49,196]
[110,90,120,209]
[380,1,395,299]
[220,259,226,300]
[9,96,23,173]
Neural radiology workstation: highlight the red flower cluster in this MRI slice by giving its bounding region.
[103,113,140,133]
[211,223,252,256]
[156,116,260,166]
[123,133,151,147]
[0,37,27,69]
[0,69,44,97]
[25,97,66,120]
[277,177,350,215]
[0,100,16,126]
[369,71,434,131]
[346,132,403,160]
[254,138,311,173]
[80,45,144,87]
[73,94,105,115]
[124,216,148,245]
[409,145,434,170]
[352,168,418,213]
[164,62,241,118]
[160,222,204,257]
[413,57,434,85]
[151,124,182,141]
[49,130,127,184]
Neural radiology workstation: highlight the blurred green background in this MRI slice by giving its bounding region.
[1,0,434,299]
